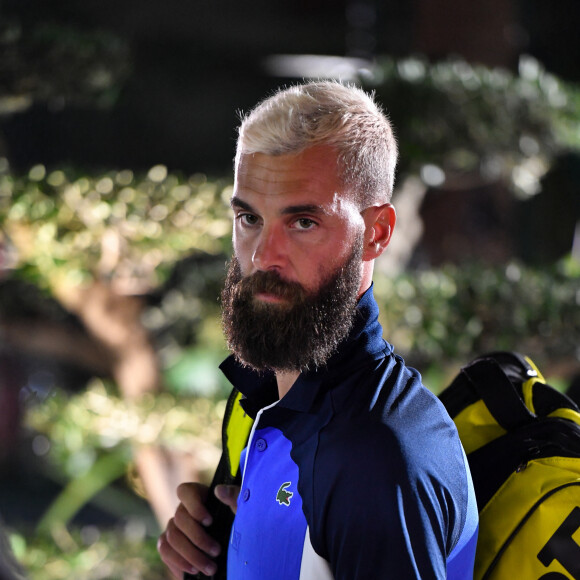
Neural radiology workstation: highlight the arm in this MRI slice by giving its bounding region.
[309,426,451,580]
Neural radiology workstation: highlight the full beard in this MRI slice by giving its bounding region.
[221,238,363,373]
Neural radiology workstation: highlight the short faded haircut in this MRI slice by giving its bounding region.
[235,81,398,207]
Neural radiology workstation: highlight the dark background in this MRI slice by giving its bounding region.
[2,0,579,176]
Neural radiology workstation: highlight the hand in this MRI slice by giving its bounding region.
[157,482,240,578]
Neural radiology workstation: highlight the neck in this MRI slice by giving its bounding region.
[357,263,374,300]
[276,370,300,399]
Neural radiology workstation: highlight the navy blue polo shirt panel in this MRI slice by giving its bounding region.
[306,360,470,578]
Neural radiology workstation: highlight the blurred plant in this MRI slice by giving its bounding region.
[28,379,224,481]
[373,257,580,390]
[0,164,232,292]
[0,162,233,392]
[10,525,165,580]
[0,18,131,114]
[25,378,223,532]
[368,55,580,198]
[0,163,233,526]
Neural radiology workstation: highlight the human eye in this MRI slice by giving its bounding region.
[236,212,260,227]
[293,217,318,231]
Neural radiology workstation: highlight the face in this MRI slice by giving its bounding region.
[221,145,370,373]
[231,145,367,297]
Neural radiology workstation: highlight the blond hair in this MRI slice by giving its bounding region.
[235,81,398,206]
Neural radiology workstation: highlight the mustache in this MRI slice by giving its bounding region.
[235,269,307,302]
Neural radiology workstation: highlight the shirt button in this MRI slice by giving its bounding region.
[243,488,251,502]
[255,438,267,451]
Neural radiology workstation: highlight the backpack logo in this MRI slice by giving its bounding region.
[276,482,293,506]
[537,506,580,579]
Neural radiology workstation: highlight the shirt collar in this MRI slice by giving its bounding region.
[219,284,392,417]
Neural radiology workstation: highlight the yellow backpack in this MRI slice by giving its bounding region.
[439,352,580,580]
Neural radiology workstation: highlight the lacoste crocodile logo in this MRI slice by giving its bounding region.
[276,482,293,506]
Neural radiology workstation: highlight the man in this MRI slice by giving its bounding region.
[158,81,479,579]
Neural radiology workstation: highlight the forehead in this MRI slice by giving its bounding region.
[234,146,345,205]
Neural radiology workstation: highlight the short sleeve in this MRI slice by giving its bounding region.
[309,422,454,580]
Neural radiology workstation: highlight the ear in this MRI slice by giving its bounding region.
[362,203,396,261]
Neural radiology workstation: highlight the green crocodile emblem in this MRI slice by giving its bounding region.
[276,482,293,506]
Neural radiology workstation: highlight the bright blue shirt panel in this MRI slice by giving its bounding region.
[228,426,307,580]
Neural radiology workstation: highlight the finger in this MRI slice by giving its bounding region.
[169,561,197,580]
[215,484,240,514]
[157,529,202,577]
[174,503,221,557]
[177,482,212,525]
[159,520,218,577]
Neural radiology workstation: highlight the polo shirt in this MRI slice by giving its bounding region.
[220,286,478,579]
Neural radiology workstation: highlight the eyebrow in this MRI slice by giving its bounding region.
[230,196,327,216]
[230,197,254,212]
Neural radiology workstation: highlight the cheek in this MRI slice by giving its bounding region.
[327,223,362,260]
[233,236,252,271]
[298,240,354,290]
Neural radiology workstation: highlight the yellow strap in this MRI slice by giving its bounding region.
[522,356,546,414]
[454,400,507,455]
[522,377,540,414]
[521,357,580,426]
[225,390,254,478]
[548,407,580,425]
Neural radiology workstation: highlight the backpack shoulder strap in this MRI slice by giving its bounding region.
[185,388,253,580]
[460,354,537,430]
[222,388,254,481]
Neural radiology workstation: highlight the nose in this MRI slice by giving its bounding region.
[252,224,287,272]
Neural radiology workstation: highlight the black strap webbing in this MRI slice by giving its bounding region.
[184,388,245,580]
[461,357,536,430]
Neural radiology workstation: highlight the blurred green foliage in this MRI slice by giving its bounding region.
[0,18,130,113]
[27,378,224,483]
[10,526,164,580]
[373,259,579,390]
[0,163,233,292]
[13,378,225,578]
[370,56,580,195]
